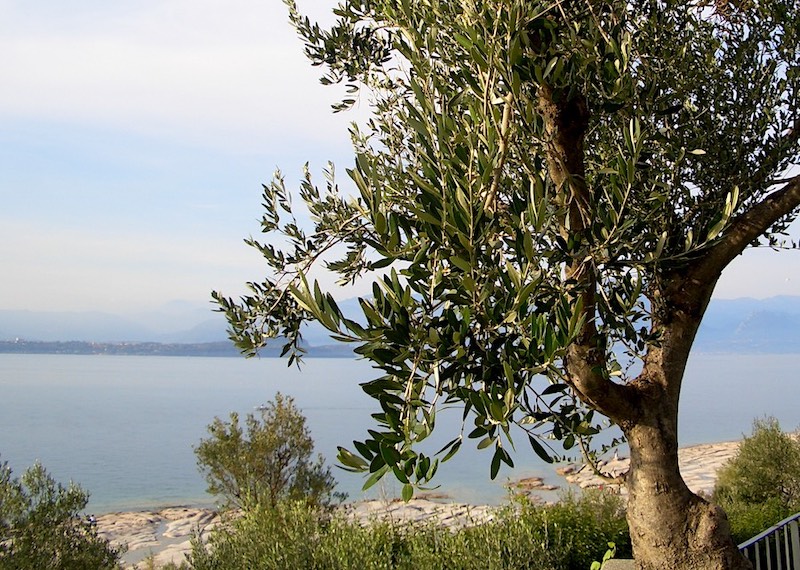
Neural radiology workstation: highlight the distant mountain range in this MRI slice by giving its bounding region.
[694,295,800,353]
[0,295,798,354]
[0,305,227,344]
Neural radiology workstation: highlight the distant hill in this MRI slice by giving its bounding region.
[0,298,365,346]
[0,340,241,357]
[694,296,800,353]
[0,310,158,343]
[0,305,230,344]
[1,295,798,354]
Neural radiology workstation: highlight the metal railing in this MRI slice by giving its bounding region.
[739,512,800,570]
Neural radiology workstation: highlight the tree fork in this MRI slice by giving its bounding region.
[538,81,754,568]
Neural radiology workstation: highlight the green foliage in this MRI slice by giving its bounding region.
[132,554,190,570]
[590,542,617,570]
[715,417,800,506]
[214,0,800,500]
[529,490,631,569]
[0,458,122,570]
[189,490,629,570]
[714,417,800,543]
[721,497,793,546]
[194,392,344,510]
[214,0,799,564]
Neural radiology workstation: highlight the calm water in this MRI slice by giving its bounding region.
[0,353,798,512]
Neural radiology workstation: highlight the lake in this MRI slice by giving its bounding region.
[1,352,798,512]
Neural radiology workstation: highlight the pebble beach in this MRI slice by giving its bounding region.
[97,440,741,568]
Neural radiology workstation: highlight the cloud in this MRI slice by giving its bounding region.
[3,0,796,316]
[0,0,356,152]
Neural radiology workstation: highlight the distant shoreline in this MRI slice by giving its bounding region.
[3,339,799,357]
[0,340,355,358]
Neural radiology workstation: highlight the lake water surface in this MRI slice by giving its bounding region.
[0,353,798,512]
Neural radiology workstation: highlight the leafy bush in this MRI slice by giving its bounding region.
[0,459,122,570]
[721,497,792,546]
[714,417,800,544]
[530,489,631,567]
[188,489,629,570]
[194,392,344,510]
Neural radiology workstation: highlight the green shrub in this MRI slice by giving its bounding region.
[714,417,800,544]
[194,392,344,510]
[0,459,122,570]
[188,489,629,570]
[722,497,793,546]
[534,489,631,567]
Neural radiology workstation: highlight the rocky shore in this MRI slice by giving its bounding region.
[97,440,741,568]
[96,507,221,568]
[559,440,740,497]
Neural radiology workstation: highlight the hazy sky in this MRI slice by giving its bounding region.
[1,1,798,315]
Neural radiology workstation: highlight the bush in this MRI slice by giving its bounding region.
[0,458,122,570]
[721,497,793,546]
[531,489,631,567]
[713,417,800,544]
[194,392,344,510]
[188,489,629,570]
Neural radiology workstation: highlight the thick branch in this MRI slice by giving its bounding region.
[694,175,800,282]
[651,179,800,398]
[565,343,640,423]
[537,84,639,422]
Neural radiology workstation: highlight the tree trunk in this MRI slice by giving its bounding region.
[623,401,751,569]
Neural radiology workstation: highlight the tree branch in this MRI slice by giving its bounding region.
[483,92,514,213]
[537,84,640,422]
[695,175,800,281]
[565,343,640,423]
[577,433,626,485]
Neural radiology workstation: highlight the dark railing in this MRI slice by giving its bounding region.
[739,512,800,570]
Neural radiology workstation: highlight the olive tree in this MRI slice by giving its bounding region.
[214,0,799,568]
[195,393,343,510]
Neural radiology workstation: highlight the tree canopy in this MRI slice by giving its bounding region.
[214,1,798,567]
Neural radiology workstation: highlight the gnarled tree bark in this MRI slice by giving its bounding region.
[621,287,750,569]
[539,81,763,569]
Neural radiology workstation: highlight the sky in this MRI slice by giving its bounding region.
[1,0,798,316]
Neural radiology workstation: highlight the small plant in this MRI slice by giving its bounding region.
[529,489,631,568]
[132,554,189,570]
[0,457,122,570]
[590,542,616,570]
[194,392,344,510]
[189,489,629,570]
[714,417,800,543]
